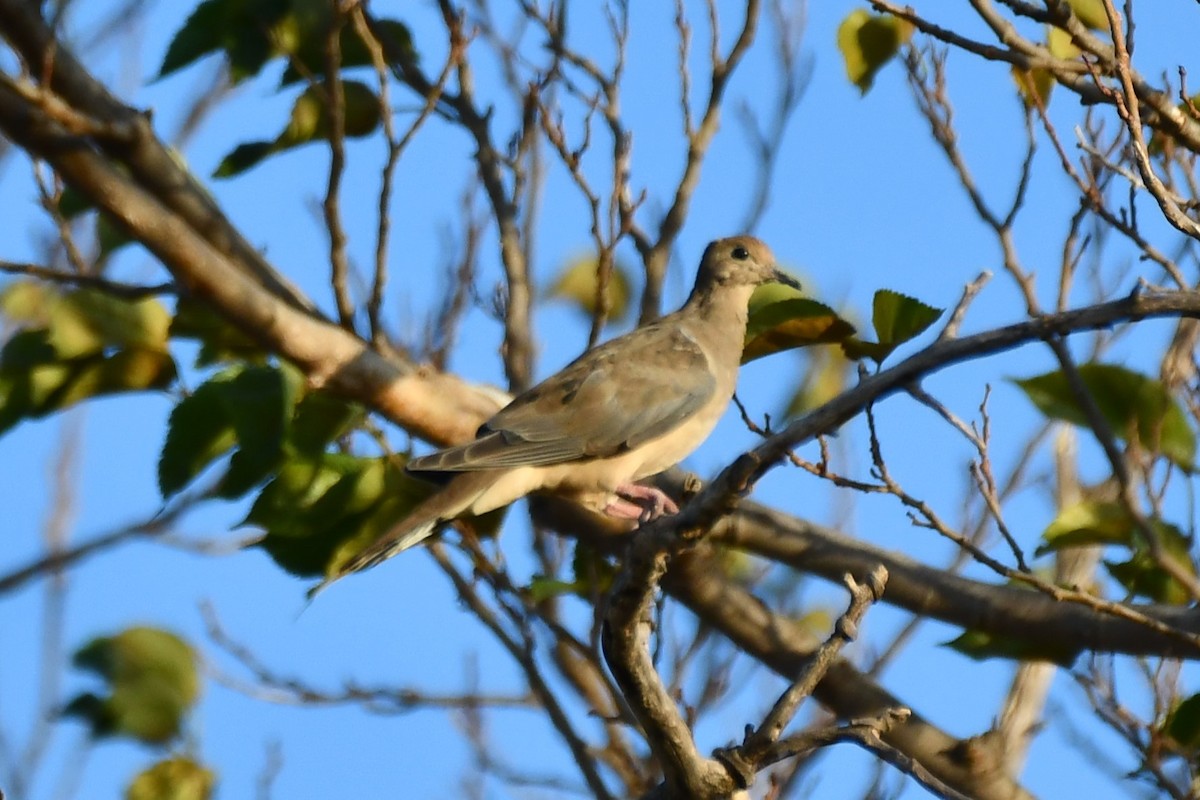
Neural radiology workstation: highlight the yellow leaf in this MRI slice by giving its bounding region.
[837,9,914,94]
[743,282,856,363]
[1066,0,1111,30]
[786,349,851,417]
[545,254,632,322]
[1012,67,1054,108]
[1046,25,1081,59]
[127,757,214,800]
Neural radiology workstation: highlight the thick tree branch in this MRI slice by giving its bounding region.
[665,552,1033,800]
[0,0,318,312]
[0,78,503,448]
[718,500,1200,657]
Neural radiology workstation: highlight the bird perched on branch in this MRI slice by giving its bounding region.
[320,235,797,590]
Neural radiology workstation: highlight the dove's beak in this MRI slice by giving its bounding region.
[770,267,801,291]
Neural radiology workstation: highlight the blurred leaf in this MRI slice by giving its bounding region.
[51,187,139,259]
[1012,67,1054,108]
[158,0,291,82]
[216,364,303,498]
[946,628,1081,666]
[249,454,433,577]
[528,542,616,602]
[127,757,215,800]
[57,185,94,219]
[545,254,632,323]
[158,364,303,499]
[0,283,170,361]
[527,577,579,603]
[1066,0,1111,30]
[0,343,175,437]
[161,0,417,86]
[742,282,855,363]
[2,282,170,358]
[158,372,239,497]
[1104,521,1196,605]
[58,290,171,353]
[170,297,266,367]
[212,142,276,179]
[1046,25,1082,59]
[785,349,851,417]
[66,627,199,744]
[716,544,758,585]
[290,391,364,455]
[280,18,418,84]
[837,9,913,94]
[0,329,57,370]
[1043,0,1112,62]
[793,608,835,637]
[1037,500,1134,555]
[214,80,381,177]
[1014,363,1196,470]
[95,214,137,259]
[1164,693,1200,752]
[1149,94,1200,157]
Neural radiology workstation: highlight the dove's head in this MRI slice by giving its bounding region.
[691,236,800,298]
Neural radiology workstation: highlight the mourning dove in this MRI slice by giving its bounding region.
[324,235,796,587]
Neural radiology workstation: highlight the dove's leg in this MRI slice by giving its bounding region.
[606,483,680,522]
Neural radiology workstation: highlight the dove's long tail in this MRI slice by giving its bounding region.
[307,470,498,599]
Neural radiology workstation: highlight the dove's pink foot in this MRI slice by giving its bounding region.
[605,483,680,523]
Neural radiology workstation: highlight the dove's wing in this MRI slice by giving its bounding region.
[408,319,715,473]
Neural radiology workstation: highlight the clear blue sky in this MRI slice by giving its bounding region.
[1,2,1196,798]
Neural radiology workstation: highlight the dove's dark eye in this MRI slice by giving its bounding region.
[731,245,749,260]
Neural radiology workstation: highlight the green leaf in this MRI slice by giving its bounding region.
[216,365,303,498]
[169,297,265,367]
[212,142,276,179]
[527,576,580,603]
[0,346,175,437]
[95,214,137,260]
[945,628,1081,667]
[65,627,199,744]
[161,0,417,86]
[1014,363,1196,470]
[158,0,291,82]
[1036,500,1134,555]
[836,9,913,94]
[280,18,419,85]
[215,80,381,177]
[545,254,633,323]
[158,364,302,498]
[158,373,239,497]
[527,542,616,602]
[58,290,171,353]
[249,454,434,577]
[56,185,94,219]
[871,289,941,348]
[742,282,856,363]
[127,757,215,800]
[841,290,942,363]
[3,283,171,358]
[1104,520,1196,605]
[1164,694,1200,752]
[0,329,58,370]
[289,391,364,456]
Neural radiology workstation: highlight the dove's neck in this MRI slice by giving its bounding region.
[680,284,756,365]
[685,283,754,328]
